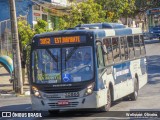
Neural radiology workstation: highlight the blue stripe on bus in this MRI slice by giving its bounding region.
[125,61,132,80]
[95,30,106,38]
[115,29,132,36]
[113,61,132,84]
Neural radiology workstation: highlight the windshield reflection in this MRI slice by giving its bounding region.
[62,46,93,83]
[32,46,94,84]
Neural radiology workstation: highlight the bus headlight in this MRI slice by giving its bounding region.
[84,83,94,96]
[32,86,41,98]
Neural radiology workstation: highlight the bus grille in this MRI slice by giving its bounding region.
[48,102,79,108]
[42,86,83,93]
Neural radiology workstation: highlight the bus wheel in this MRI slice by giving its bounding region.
[48,110,59,115]
[130,78,139,101]
[99,88,111,112]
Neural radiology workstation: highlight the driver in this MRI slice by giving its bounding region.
[83,52,91,65]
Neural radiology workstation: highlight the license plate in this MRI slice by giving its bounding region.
[58,100,69,106]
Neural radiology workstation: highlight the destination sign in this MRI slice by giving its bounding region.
[54,36,80,44]
[38,36,86,45]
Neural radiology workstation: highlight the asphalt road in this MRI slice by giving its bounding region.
[0,40,160,119]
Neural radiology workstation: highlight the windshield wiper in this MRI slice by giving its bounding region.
[65,46,79,62]
[46,49,59,70]
[46,49,58,62]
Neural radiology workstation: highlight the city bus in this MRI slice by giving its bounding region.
[146,8,160,40]
[28,26,147,113]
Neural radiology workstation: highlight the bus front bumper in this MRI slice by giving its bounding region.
[31,91,106,111]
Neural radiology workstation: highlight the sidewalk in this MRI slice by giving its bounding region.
[0,66,30,96]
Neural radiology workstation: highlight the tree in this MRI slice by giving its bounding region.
[34,19,49,34]
[121,0,136,25]
[18,18,35,50]
[59,0,106,29]
[96,0,136,22]
[134,0,160,30]
[18,18,35,84]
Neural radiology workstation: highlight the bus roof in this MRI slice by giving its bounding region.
[75,23,126,29]
[34,27,142,39]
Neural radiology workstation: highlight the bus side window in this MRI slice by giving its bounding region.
[127,36,134,59]
[112,37,120,63]
[134,35,141,58]
[120,36,128,61]
[140,35,146,56]
[103,38,113,65]
[96,42,105,68]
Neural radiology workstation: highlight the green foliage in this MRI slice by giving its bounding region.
[96,0,136,22]
[18,19,35,49]
[18,18,50,50]
[18,18,50,73]
[59,0,106,29]
[34,19,49,34]
[57,17,68,30]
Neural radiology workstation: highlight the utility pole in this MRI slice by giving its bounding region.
[9,0,23,94]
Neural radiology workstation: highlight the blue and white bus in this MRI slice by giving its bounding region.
[146,8,160,40]
[29,26,147,113]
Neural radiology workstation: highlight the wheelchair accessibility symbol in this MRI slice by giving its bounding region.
[63,74,71,82]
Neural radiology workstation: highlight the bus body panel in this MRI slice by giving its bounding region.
[97,57,147,101]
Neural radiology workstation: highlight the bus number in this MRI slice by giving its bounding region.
[40,38,51,45]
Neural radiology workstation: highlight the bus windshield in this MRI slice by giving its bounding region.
[32,46,94,84]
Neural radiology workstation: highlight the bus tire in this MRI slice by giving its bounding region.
[48,110,59,114]
[130,78,139,101]
[99,88,112,112]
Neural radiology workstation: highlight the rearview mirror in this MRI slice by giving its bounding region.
[102,45,108,54]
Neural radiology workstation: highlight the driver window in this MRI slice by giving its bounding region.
[96,42,105,68]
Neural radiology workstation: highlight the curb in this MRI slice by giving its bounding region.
[17,94,30,97]
[0,91,30,97]
[0,93,17,97]
[0,94,30,97]
[17,91,30,97]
